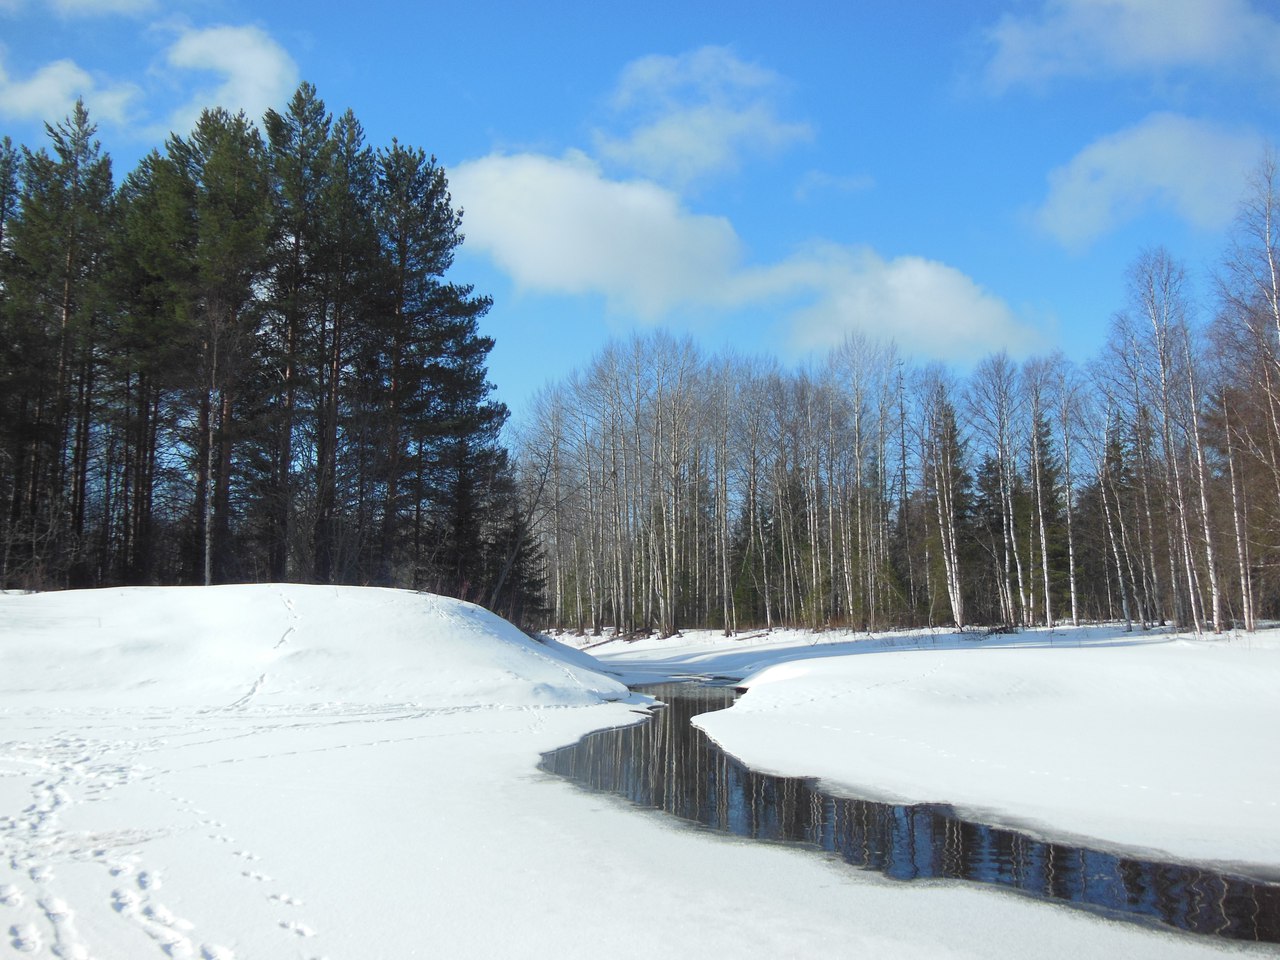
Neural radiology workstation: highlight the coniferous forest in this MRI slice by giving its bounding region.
[4,84,1280,637]
[0,85,526,614]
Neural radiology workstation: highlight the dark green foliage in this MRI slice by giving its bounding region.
[1,102,115,586]
[0,88,526,619]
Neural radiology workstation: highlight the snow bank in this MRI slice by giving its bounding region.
[687,626,1280,874]
[0,583,627,709]
[0,593,1252,958]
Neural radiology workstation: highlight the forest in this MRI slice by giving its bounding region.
[0,85,524,610]
[515,167,1280,638]
[3,82,1279,637]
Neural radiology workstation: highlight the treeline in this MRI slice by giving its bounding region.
[0,85,540,619]
[517,159,1280,636]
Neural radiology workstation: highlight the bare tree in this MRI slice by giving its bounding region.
[918,365,967,629]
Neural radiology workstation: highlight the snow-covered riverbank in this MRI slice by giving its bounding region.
[590,623,1280,877]
[1,587,1269,958]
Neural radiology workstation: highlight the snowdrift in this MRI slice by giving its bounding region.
[686,626,1280,873]
[0,583,628,710]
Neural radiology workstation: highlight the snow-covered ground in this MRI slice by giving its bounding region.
[0,587,1271,958]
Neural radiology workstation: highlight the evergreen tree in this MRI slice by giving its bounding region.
[371,140,506,587]
[311,109,382,583]
[0,135,21,579]
[163,108,273,583]
[109,151,198,582]
[0,136,16,251]
[0,86,526,607]
[260,82,336,580]
[1,102,114,586]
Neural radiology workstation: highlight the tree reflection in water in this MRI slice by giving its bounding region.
[541,683,1280,944]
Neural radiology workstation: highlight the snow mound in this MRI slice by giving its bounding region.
[0,584,627,710]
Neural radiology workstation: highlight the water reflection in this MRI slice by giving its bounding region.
[540,683,1280,944]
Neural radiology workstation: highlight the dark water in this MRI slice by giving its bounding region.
[540,683,1280,944]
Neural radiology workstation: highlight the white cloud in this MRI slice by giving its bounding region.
[985,0,1280,89]
[593,46,812,188]
[163,24,298,135]
[451,151,743,318]
[767,245,1042,363]
[452,150,1041,362]
[0,53,136,124]
[1035,112,1261,248]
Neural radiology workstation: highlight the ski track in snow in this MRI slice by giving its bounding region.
[1,717,328,959]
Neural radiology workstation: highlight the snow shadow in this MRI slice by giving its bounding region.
[591,625,1174,686]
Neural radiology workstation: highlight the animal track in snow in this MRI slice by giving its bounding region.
[268,892,304,906]
[144,902,194,930]
[112,887,140,913]
[279,919,315,937]
[156,931,195,957]
[8,922,41,952]
[200,945,236,960]
[232,850,259,861]
[137,869,161,890]
[0,884,22,906]
[241,870,272,883]
[38,896,71,919]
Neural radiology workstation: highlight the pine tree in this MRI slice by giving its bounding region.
[163,108,273,583]
[371,140,506,588]
[0,136,16,250]
[110,149,212,582]
[311,108,382,583]
[1,102,114,586]
[260,82,336,580]
[0,135,21,580]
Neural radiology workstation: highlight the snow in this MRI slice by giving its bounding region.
[0,587,1268,958]
[595,624,1280,874]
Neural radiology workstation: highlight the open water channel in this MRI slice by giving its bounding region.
[540,682,1280,945]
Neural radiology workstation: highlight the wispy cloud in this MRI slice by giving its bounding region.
[794,169,875,203]
[162,24,299,137]
[983,0,1280,90]
[0,51,137,124]
[593,46,812,189]
[1035,112,1261,248]
[0,0,155,16]
[452,150,1041,363]
[49,0,156,15]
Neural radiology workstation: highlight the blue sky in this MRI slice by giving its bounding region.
[2,0,1278,422]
